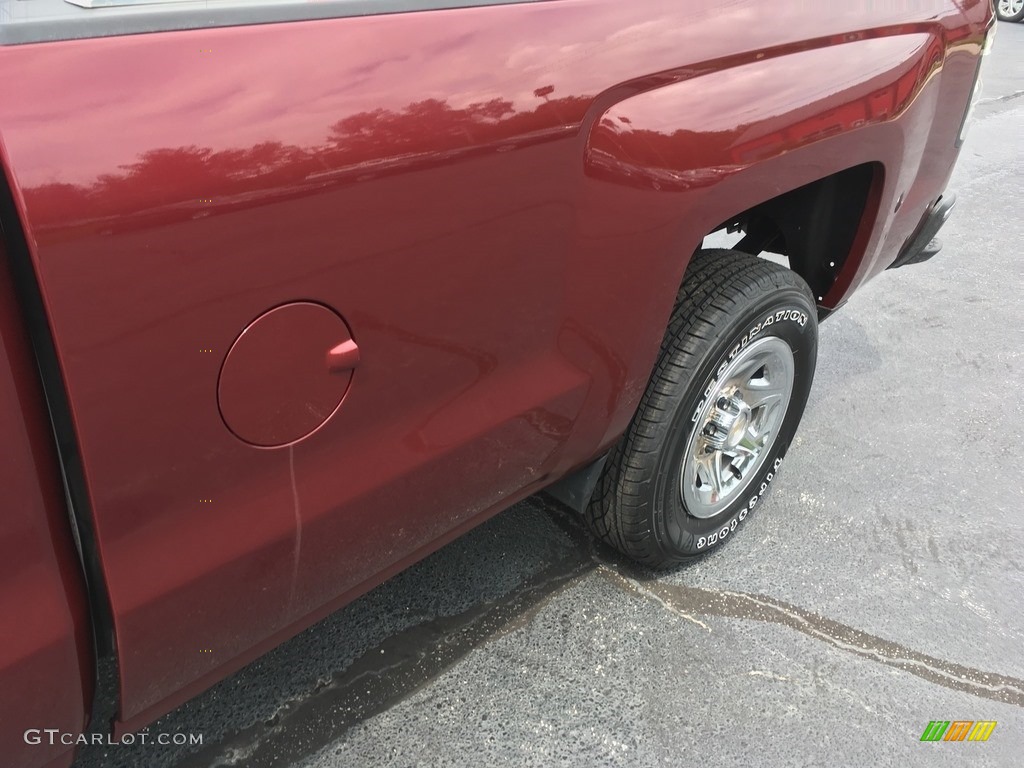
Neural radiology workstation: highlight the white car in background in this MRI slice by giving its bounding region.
[997,0,1024,22]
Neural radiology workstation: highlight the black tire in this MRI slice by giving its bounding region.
[586,249,818,568]
[997,0,1024,22]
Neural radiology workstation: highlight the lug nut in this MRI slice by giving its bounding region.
[703,424,717,436]
[717,396,730,410]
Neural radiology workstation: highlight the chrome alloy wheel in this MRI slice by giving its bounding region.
[681,336,795,519]
[1000,0,1024,17]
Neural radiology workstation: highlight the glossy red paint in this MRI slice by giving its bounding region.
[0,235,91,767]
[0,0,990,734]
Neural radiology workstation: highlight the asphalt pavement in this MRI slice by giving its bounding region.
[80,19,1024,768]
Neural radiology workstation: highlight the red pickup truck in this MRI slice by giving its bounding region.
[0,0,994,765]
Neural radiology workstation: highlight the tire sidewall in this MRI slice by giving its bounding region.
[650,287,817,558]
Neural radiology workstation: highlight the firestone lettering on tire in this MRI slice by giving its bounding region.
[696,456,784,550]
[693,308,808,423]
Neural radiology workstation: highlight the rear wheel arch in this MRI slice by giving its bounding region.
[708,162,885,308]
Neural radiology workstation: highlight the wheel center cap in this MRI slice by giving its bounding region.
[725,407,751,449]
[704,394,752,451]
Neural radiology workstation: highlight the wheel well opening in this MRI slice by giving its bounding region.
[704,162,881,302]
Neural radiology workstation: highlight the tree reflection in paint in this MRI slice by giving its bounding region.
[23,93,590,233]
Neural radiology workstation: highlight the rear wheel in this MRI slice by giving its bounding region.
[586,250,818,568]
[997,0,1024,22]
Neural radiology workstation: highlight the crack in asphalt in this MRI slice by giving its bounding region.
[978,89,1024,105]
[598,564,1024,709]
